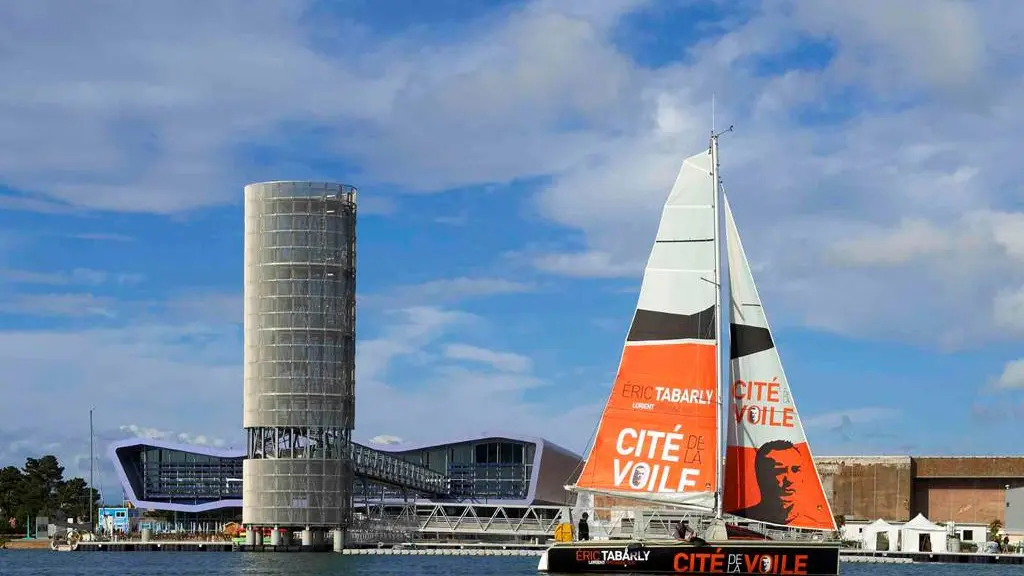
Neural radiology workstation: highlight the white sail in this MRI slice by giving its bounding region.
[721,192,836,531]
[572,147,720,510]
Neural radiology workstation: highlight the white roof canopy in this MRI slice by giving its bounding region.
[902,513,946,532]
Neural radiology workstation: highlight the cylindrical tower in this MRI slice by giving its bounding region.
[242,181,356,531]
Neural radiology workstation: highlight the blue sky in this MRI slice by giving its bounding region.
[1,0,1023,500]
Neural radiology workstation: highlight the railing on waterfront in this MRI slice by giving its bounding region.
[353,502,844,542]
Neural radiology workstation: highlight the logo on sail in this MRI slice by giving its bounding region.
[629,463,651,489]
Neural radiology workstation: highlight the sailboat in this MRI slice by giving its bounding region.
[537,129,841,575]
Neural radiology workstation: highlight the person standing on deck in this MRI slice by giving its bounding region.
[577,512,590,541]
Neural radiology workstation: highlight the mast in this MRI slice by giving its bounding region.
[710,112,735,520]
[710,129,723,520]
[89,406,94,532]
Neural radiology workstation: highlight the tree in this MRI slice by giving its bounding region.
[0,454,99,534]
[988,519,1003,542]
[21,456,65,518]
[0,466,27,531]
[55,477,100,521]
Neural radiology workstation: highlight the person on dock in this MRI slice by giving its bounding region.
[576,512,590,541]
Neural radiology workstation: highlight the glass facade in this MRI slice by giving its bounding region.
[118,447,243,505]
[366,439,536,501]
[117,438,539,508]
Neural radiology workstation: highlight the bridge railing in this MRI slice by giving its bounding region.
[349,443,448,496]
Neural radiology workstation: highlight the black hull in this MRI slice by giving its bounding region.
[539,539,840,575]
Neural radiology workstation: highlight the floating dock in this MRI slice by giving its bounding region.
[841,554,912,564]
[840,549,1024,565]
[76,541,328,553]
[73,541,543,554]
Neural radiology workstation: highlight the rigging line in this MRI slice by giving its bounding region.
[560,407,603,506]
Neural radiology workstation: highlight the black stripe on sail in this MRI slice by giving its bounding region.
[730,323,774,359]
[626,306,716,342]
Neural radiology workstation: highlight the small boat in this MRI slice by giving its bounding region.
[538,127,841,575]
[50,528,81,552]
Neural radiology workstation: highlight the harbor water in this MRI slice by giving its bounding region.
[2,550,1024,576]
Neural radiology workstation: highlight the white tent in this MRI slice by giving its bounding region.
[862,519,899,551]
[900,513,948,553]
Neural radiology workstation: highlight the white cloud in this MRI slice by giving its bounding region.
[0,0,1019,346]
[994,360,1024,390]
[994,287,1024,335]
[0,0,646,212]
[355,306,602,452]
[367,435,404,446]
[518,1,1024,347]
[827,219,952,267]
[118,424,169,441]
[798,209,1024,346]
[788,0,987,95]
[117,424,230,448]
[0,300,243,444]
[531,251,641,279]
[1,0,1022,459]
[444,343,533,373]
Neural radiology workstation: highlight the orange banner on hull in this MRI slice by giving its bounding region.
[723,443,834,530]
[576,342,718,502]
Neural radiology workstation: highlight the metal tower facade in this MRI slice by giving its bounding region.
[242,181,357,530]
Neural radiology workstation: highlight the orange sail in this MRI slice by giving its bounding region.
[573,149,719,509]
[721,194,836,531]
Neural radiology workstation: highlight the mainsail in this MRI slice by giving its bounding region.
[721,193,836,531]
[572,149,720,509]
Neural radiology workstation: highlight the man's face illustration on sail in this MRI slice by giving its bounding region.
[763,445,803,506]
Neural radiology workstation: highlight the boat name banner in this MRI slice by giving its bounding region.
[562,544,831,574]
[675,550,809,574]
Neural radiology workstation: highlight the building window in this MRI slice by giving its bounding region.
[963,530,973,541]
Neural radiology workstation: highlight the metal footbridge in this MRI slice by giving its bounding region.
[351,442,448,497]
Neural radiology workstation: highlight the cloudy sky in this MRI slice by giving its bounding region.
[1,0,1022,500]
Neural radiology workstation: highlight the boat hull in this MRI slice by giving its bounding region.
[538,539,840,575]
